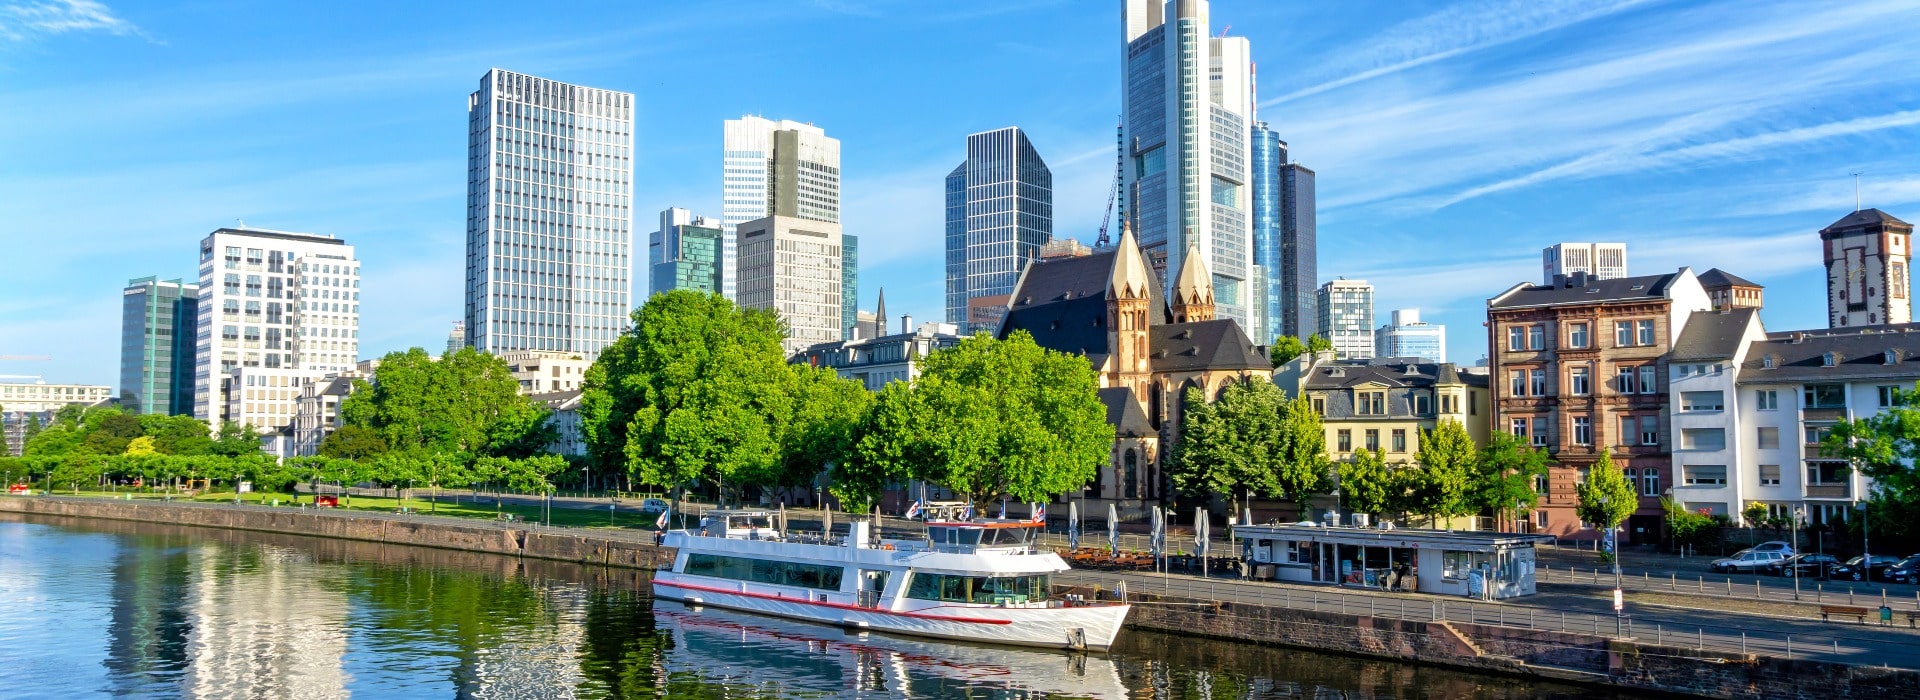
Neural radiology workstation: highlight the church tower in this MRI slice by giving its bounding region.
[1171,241,1216,323]
[1107,222,1154,396]
[1822,209,1913,327]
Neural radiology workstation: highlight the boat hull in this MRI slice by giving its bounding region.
[653,577,1130,651]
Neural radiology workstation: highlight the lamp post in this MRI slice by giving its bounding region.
[1857,499,1870,581]
[1792,506,1804,600]
[234,473,242,505]
[1602,494,1623,636]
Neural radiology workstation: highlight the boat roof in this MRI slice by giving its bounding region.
[705,509,777,517]
[925,519,1044,529]
[1232,523,1554,552]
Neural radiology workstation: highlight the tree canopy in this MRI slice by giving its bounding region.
[320,424,390,460]
[1825,385,1920,545]
[1269,336,1307,366]
[1168,379,1287,503]
[1574,449,1636,531]
[1305,334,1334,354]
[1471,431,1551,528]
[1337,448,1394,516]
[1402,418,1477,522]
[340,347,552,459]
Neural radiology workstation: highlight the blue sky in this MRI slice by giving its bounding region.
[4,0,1920,386]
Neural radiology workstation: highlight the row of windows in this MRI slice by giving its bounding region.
[682,554,844,591]
[1504,319,1659,352]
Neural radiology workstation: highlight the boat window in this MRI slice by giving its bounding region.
[958,529,983,546]
[682,554,845,591]
[905,573,1050,604]
[982,528,1035,547]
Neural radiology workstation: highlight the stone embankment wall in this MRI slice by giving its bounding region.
[0,497,674,570]
[1066,586,1920,700]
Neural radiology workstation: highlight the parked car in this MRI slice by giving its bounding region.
[1879,555,1920,584]
[1711,549,1787,574]
[638,498,671,514]
[1749,541,1795,556]
[1831,555,1902,581]
[1768,553,1840,577]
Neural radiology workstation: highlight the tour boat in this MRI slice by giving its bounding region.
[652,509,1131,651]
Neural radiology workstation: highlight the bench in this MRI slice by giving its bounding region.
[1820,604,1872,623]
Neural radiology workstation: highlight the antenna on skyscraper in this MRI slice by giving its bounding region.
[1097,118,1124,249]
[1853,172,1863,211]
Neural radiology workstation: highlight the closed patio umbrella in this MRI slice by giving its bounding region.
[1107,503,1120,559]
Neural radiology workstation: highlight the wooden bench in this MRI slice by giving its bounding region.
[1820,604,1872,623]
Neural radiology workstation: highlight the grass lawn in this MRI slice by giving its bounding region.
[45,489,659,531]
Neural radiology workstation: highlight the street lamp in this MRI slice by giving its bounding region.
[1792,506,1805,600]
[1601,494,1624,636]
[1857,499,1870,581]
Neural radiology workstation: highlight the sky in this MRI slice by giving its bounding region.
[3,0,1920,387]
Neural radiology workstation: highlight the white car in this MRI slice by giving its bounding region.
[639,498,671,514]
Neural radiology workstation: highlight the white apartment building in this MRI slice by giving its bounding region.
[738,215,845,357]
[1121,0,1257,327]
[722,116,840,301]
[465,68,633,359]
[533,390,585,456]
[1542,243,1628,285]
[0,381,113,456]
[194,227,359,425]
[291,373,363,457]
[1664,308,1766,517]
[791,321,963,391]
[1316,279,1375,360]
[498,349,592,395]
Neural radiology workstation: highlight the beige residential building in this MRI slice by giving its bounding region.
[737,214,845,356]
[1290,355,1491,465]
[498,350,592,395]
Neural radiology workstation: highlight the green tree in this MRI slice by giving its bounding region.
[319,425,390,460]
[832,382,924,511]
[782,365,873,490]
[1472,431,1551,529]
[1274,395,1332,503]
[82,412,143,455]
[22,413,43,447]
[1741,500,1769,529]
[1575,449,1636,533]
[1305,334,1334,354]
[23,424,82,457]
[1167,379,1290,508]
[1825,391,1920,546]
[123,436,159,456]
[138,414,215,455]
[1403,418,1477,523]
[342,347,550,458]
[1269,335,1307,367]
[844,332,1112,506]
[1336,449,1394,515]
[210,421,261,457]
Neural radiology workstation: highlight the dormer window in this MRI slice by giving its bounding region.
[1762,355,1777,370]
[1823,352,1839,367]
[1356,390,1386,415]
[1886,349,1899,365]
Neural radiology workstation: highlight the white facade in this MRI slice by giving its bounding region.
[1121,0,1256,328]
[722,116,839,301]
[465,68,633,359]
[498,349,592,395]
[0,381,113,456]
[225,367,329,438]
[1542,242,1627,285]
[1667,337,1762,517]
[738,215,844,356]
[194,227,359,425]
[792,322,963,391]
[1374,308,1446,363]
[292,373,362,457]
[533,390,585,456]
[1316,279,1375,360]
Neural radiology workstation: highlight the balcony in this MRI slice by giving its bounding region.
[1803,407,1847,422]
[1804,483,1852,499]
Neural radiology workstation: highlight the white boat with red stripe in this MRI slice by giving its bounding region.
[653,509,1130,651]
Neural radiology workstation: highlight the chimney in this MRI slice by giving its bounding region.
[1570,271,1589,288]
[901,314,913,334]
[1551,273,1567,288]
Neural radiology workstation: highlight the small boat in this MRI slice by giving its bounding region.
[653,509,1131,651]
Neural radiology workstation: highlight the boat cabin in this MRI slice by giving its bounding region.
[700,510,781,540]
[923,520,1041,554]
[1232,523,1553,599]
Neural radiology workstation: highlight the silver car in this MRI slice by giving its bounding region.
[1711,549,1787,574]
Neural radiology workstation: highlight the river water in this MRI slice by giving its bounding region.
[0,514,1623,699]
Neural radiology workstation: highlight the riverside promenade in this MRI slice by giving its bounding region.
[6,495,1918,698]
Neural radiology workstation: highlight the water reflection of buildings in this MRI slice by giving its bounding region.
[178,543,351,699]
[654,603,1130,699]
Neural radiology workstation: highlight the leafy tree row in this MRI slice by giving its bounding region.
[1268,334,1334,367]
[18,405,259,459]
[338,347,555,461]
[0,452,569,498]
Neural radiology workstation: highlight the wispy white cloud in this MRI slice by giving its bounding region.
[1263,0,1653,107]
[0,0,138,41]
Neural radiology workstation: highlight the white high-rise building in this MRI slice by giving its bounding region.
[1315,279,1374,360]
[1542,242,1628,285]
[737,215,844,356]
[1121,0,1255,329]
[465,68,633,359]
[1374,308,1446,363]
[194,227,359,426]
[722,116,840,301]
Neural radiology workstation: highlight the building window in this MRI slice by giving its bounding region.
[1356,391,1386,415]
[1638,366,1656,395]
[1572,416,1592,445]
[1879,385,1902,407]
[1312,398,1324,415]
[1392,429,1407,453]
[1511,418,1529,437]
[1759,464,1781,486]
[1535,510,1549,527]
[1804,425,1831,448]
[1531,418,1549,447]
[1364,429,1380,451]
[1757,427,1779,450]
[1755,389,1778,410]
[1638,320,1655,346]
[1569,366,1591,395]
[1509,370,1527,397]
[1441,394,1458,413]
[1528,325,1545,350]
[1617,367,1636,394]
[1568,322,1589,349]
[1640,416,1659,446]
[1615,321,1633,347]
[1680,391,1724,411]
[1507,326,1525,351]
[1337,429,1351,452]
[1682,465,1727,486]
[1680,428,1726,451]
[1807,461,1846,485]
[1803,384,1845,409]
[1531,370,1547,397]
[1618,416,1635,446]
[1641,468,1659,496]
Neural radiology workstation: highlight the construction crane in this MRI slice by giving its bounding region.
[1097,119,1125,248]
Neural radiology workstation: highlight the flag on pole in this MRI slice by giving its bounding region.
[1030,503,1045,523]
[655,505,670,530]
[961,502,974,521]
[1107,503,1120,559]
[1195,507,1209,558]
[1150,507,1164,561]
[997,500,1006,520]
[904,500,923,520]
[1068,502,1081,550]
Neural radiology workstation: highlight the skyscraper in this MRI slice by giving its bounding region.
[1121,0,1255,328]
[1542,242,1627,284]
[1316,279,1374,360]
[649,207,724,296]
[944,127,1053,334]
[1249,121,1280,344]
[120,276,199,415]
[1374,308,1446,363]
[465,68,633,358]
[843,234,859,339]
[737,215,844,356]
[722,116,840,301]
[1280,158,1317,339]
[193,227,358,424]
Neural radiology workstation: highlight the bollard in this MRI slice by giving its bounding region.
[1699,628,1704,652]
[1530,609,1535,629]
[1757,580,1762,598]
[1850,589,1855,605]
[1834,639,1840,655]
[1657,624,1662,645]
[1727,578,1734,596]
[1671,573,1677,590]
[1699,575,1705,593]
[1787,636,1792,659]
[1500,607,1505,627]
[1741,632,1746,654]
[1818,584,1823,602]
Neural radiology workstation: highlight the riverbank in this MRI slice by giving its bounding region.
[6,496,1914,699]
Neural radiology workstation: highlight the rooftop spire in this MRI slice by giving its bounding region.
[1108,219,1151,300]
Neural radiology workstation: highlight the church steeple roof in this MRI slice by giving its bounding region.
[1174,240,1212,302]
[1108,220,1152,300]
[873,288,887,338]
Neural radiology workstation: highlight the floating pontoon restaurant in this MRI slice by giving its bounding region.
[1232,523,1554,599]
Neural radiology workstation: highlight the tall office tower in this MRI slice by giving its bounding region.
[737,215,844,356]
[1542,242,1627,284]
[1316,279,1374,360]
[1374,308,1446,363]
[722,116,840,301]
[649,207,725,296]
[1121,0,1255,328]
[445,321,464,357]
[1821,209,1913,327]
[1280,158,1317,339]
[194,227,359,424]
[1249,121,1281,344]
[465,69,633,358]
[843,234,859,339]
[943,127,1054,335]
[120,277,200,415]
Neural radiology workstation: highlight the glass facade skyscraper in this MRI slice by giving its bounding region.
[944,127,1052,334]
[120,276,199,415]
[843,234,859,339]
[465,69,633,358]
[1122,0,1255,328]
[649,208,724,297]
[1249,122,1282,345]
[722,116,840,302]
[1281,161,1318,339]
